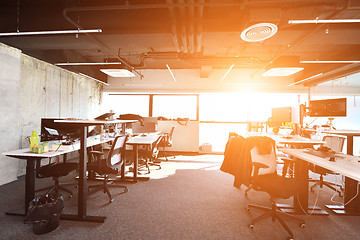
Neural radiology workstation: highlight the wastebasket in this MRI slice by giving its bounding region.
[25,192,64,234]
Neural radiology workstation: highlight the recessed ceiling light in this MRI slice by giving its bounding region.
[241,23,278,42]
[100,69,135,77]
[262,67,304,76]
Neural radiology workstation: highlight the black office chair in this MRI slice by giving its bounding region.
[36,158,78,197]
[159,126,175,161]
[138,135,164,173]
[88,135,128,203]
[310,135,346,196]
[245,136,305,240]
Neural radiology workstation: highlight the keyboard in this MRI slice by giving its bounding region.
[304,149,344,159]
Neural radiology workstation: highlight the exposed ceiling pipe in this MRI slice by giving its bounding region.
[253,0,350,79]
[188,0,195,54]
[195,0,204,53]
[166,0,181,53]
[63,9,144,79]
[178,0,188,53]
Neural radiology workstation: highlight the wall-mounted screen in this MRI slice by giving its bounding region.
[308,98,347,117]
[271,107,292,122]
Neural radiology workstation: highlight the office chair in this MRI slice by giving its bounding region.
[245,136,305,240]
[138,135,164,173]
[36,158,78,197]
[310,135,346,196]
[88,135,128,203]
[159,126,175,161]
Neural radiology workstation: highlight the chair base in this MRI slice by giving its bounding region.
[88,176,128,203]
[36,178,74,197]
[247,201,305,240]
[310,175,343,197]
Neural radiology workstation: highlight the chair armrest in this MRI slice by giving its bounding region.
[252,162,269,179]
[89,150,104,156]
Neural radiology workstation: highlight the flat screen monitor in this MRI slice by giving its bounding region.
[308,98,347,117]
[271,107,292,123]
[41,118,81,142]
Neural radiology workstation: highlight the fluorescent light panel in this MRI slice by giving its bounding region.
[262,67,304,76]
[0,29,102,36]
[289,19,360,24]
[301,60,360,64]
[166,64,177,82]
[288,73,323,86]
[100,69,135,77]
[55,62,121,66]
[220,64,235,82]
[77,73,109,86]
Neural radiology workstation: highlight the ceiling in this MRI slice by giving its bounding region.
[1,0,360,88]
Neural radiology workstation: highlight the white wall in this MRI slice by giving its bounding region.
[0,43,103,186]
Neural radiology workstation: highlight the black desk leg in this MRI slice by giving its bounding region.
[133,145,138,182]
[6,158,37,217]
[61,126,106,223]
[347,136,354,155]
[279,158,327,215]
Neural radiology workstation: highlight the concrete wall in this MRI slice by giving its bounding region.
[0,43,103,186]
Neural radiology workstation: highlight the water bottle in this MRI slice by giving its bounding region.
[30,131,39,153]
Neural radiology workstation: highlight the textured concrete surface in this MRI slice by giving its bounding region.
[0,43,103,185]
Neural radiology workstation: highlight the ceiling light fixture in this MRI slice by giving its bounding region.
[0,29,102,37]
[262,67,304,76]
[77,73,109,86]
[288,19,360,24]
[300,60,360,64]
[55,62,121,66]
[288,73,323,87]
[263,56,304,76]
[220,64,235,82]
[166,64,177,82]
[241,23,278,42]
[100,69,135,78]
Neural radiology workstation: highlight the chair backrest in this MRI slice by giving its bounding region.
[150,135,164,160]
[248,136,277,175]
[107,135,128,168]
[322,135,346,152]
[250,144,277,176]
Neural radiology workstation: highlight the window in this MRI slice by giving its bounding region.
[153,95,197,120]
[102,94,149,117]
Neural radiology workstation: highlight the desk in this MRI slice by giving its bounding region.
[322,129,360,213]
[126,133,163,182]
[2,135,113,219]
[322,130,360,155]
[271,135,325,148]
[281,148,360,215]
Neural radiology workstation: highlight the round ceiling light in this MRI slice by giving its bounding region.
[240,23,278,42]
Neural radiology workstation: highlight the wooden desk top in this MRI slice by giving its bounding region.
[322,129,360,136]
[2,136,112,159]
[54,119,137,125]
[281,148,360,182]
[270,134,325,145]
[126,133,161,146]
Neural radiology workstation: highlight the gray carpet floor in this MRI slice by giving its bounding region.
[0,154,359,240]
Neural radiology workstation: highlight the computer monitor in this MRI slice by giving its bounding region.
[308,98,347,117]
[271,107,292,123]
[40,118,81,142]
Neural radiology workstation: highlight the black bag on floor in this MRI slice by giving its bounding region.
[25,192,64,234]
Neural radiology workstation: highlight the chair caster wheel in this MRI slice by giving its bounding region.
[69,194,73,198]
[246,206,250,211]
[287,237,294,240]
[249,224,254,229]
[300,223,306,228]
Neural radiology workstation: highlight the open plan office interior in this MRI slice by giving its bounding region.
[1,1,360,239]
